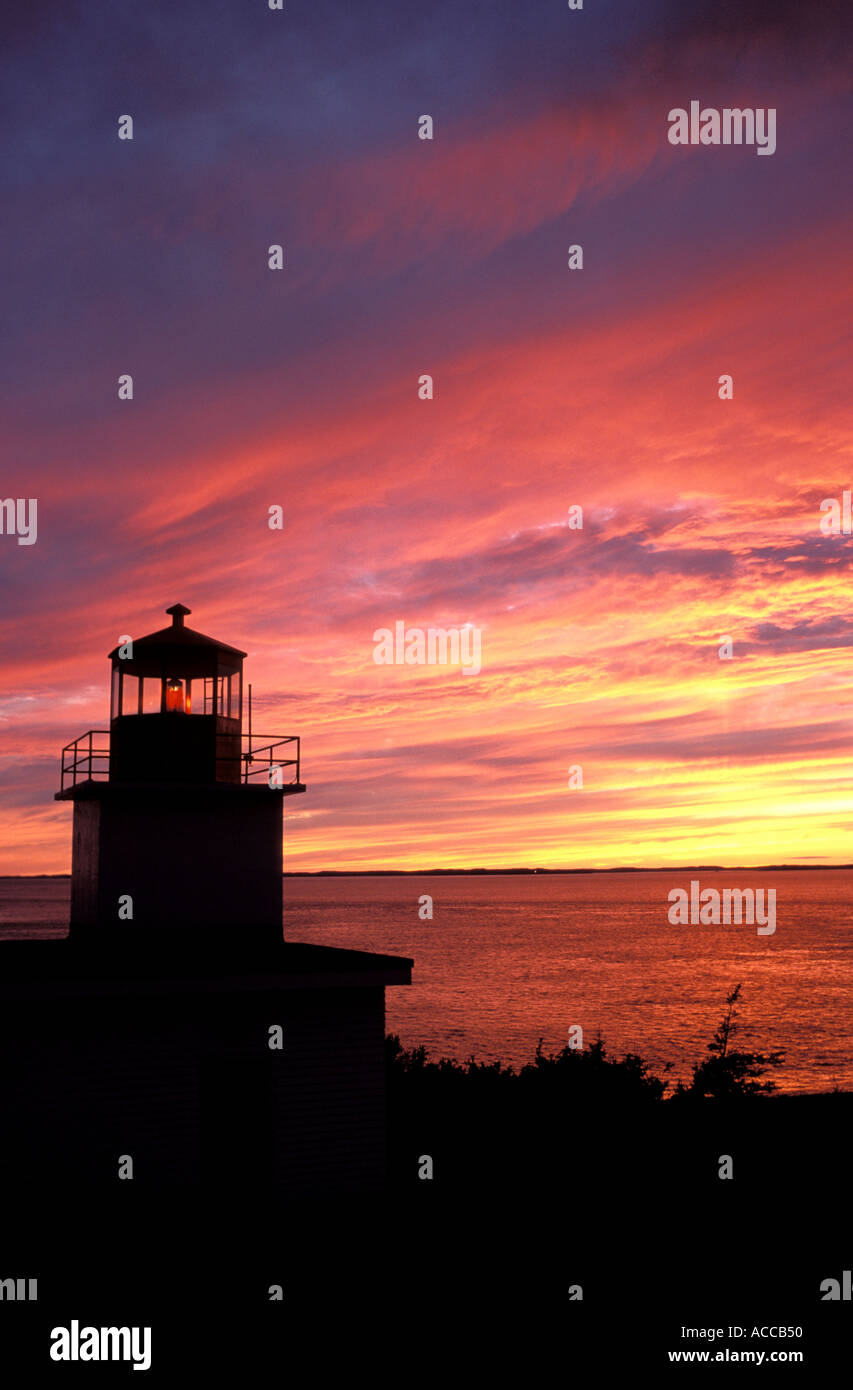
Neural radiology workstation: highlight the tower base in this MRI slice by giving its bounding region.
[60,782,284,931]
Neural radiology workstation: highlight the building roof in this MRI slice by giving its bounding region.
[0,937,413,993]
[107,604,247,661]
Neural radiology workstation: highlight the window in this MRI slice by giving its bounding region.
[202,677,221,715]
[142,676,162,714]
[121,672,140,715]
[201,675,239,716]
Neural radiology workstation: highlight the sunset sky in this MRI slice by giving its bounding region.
[2,0,852,873]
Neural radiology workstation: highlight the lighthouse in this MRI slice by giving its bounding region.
[0,604,411,1194]
[57,603,305,946]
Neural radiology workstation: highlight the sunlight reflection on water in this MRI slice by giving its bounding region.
[3,871,850,1093]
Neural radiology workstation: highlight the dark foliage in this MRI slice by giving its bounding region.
[387,984,784,1109]
[672,983,786,1101]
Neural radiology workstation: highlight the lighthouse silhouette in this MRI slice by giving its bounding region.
[0,604,411,1194]
[58,602,305,946]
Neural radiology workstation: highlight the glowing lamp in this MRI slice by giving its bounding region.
[165,677,186,713]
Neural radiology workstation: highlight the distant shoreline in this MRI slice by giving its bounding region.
[280,864,853,876]
[3,864,853,880]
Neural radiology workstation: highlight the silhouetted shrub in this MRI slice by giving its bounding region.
[517,1034,667,1104]
[672,983,786,1100]
[387,984,786,1111]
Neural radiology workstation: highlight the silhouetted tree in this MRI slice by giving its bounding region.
[678,984,786,1099]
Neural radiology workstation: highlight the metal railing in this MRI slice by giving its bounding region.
[240,734,301,787]
[59,730,111,790]
[59,729,302,791]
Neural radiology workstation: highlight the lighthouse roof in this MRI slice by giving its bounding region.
[107,605,247,661]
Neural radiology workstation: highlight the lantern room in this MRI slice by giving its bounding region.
[108,603,245,785]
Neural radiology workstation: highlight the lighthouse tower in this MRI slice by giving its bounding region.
[56,604,305,944]
[0,603,412,1194]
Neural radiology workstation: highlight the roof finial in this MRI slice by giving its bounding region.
[166,603,192,628]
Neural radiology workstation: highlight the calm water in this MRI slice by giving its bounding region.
[2,872,851,1093]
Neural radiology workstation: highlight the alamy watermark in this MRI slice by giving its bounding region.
[819,490,853,535]
[668,103,776,156]
[50,1321,151,1371]
[0,1275,37,1300]
[667,881,776,936]
[820,1269,851,1300]
[0,498,38,545]
[373,621,482,675]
